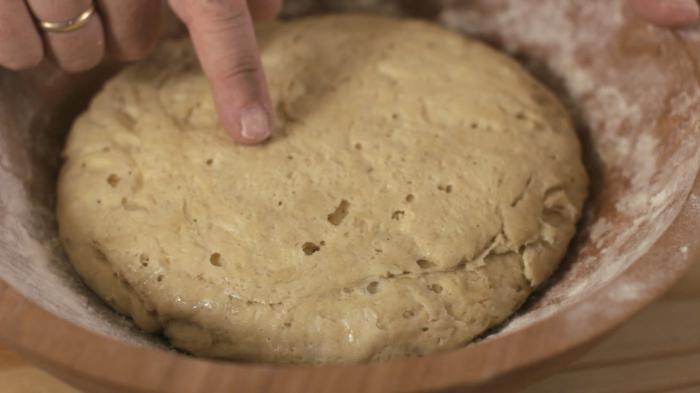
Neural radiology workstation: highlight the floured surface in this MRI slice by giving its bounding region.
[436,0,700,331]
[0,67,163,347]
[56,15,587,363]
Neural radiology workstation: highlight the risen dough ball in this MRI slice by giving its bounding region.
[58,14,588,364]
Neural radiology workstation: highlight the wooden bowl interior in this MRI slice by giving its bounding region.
[1,1,699,392]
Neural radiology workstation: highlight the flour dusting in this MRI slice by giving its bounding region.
[438,0,700,333]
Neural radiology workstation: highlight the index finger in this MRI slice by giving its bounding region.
[169,0,273,144]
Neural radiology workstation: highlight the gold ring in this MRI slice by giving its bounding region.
[38,5,96,33]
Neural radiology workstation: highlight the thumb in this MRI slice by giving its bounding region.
[170,0,273,144]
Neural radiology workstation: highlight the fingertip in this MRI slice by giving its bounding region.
[0,1,45,71]
[627,0,700,27]
[0,47,44,70]
[58,46,105,73]
[58,45,105,73]
[48,17,106,73]
[174,0,275,144]
[239,105,273,143]
[216,97,273,145]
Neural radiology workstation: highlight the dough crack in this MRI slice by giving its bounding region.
[510,175,533,207]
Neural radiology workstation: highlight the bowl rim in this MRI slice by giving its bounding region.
[1,171,698,393]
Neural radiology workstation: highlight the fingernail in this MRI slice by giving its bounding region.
[240,105,271,141]
[660,0,700,15]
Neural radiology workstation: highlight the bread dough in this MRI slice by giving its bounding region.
[57,14,588,364]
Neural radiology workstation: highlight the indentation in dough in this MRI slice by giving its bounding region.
[92,245,109,265]
[210,253,222,266]
[366,281,380,294]
[327,199,350,225]
[107,174,121,187]
[543,188,577,221]
[541,207,568,227]
[114,110,136,130]
[391,210,405,220]
[405,194,414,202]
[120,196,148,212]
[428,283,444,293]
[302,242,320,255]
[416,259,436,269]
[437,184,452,193]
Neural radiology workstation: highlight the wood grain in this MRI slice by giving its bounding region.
[2,2,700,392]
[524,260,700,393]
[1,260,698,393]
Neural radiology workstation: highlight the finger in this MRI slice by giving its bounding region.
[627,0,700,27]
[247,0,283,20]
[96,0,162,61]
[170,0,273,144]
[161,4,187,38]
[0,1,44,70]
[26,0,106,72]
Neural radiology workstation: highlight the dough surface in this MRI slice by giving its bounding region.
[58,14,588,364]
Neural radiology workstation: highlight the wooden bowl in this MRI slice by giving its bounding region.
[1,1,699,392]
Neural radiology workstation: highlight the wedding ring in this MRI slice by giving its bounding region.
[38,4,95,33]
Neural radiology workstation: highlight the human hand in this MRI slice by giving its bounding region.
[627,0,700,27]
[0,0,282,144]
